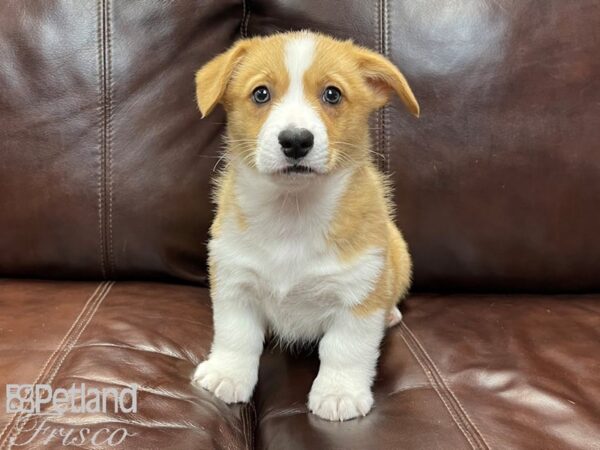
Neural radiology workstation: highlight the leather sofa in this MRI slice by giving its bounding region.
[1,1,598,449]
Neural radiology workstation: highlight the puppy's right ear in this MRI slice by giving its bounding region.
[195,41,249,118]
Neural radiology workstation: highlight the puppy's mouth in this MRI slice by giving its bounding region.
[278,165,315,175]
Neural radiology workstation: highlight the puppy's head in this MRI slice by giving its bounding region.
[196,31,419,180]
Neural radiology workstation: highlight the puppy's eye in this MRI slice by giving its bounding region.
[252,86,270,104]
[322,86,342,105]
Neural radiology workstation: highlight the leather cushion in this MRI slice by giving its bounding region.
[255,294,600,450]
[0,280,254,449]
[0,0,242,281]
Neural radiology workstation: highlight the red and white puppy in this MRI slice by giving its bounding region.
[192,31,419,421]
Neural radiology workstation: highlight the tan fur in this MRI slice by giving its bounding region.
[210,167,247,239]
[327,166,412,316]
[196,32,418,318]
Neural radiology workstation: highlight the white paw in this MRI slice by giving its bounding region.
[308,380,374,421]
[192,359,256,404]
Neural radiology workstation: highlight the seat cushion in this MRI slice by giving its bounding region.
[254,294,600,450]
[3,282,597,449]
[0,280,254,449]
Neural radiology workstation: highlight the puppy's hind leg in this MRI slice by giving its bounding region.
[386,306,403,328]
[387,224,411,329]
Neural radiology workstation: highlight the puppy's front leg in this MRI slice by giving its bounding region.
[192,286,264,404]
[308,309,386,421]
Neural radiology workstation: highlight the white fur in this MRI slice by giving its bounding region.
[255,34,329,174]
[308,309,386,421]
[193,163,388,419]
[193,35,390,421]
[192,296,263,403]
[209,164,383,342]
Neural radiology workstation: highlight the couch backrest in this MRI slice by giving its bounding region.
[0,0,241,282]
[1,0,599,292]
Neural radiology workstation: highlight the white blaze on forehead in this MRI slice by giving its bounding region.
[284,35,316,100]
[255,33,329,175]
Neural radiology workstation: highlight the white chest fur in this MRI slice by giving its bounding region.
[209,166,384,343]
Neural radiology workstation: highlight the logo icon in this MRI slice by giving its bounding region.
[6,384,35,414]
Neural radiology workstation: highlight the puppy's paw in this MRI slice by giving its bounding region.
[308,378,373,421]
[387,306,403,328]
[192,359,256,404]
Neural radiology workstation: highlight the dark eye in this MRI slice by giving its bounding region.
[322,86,342,105]
[252,86,270,104]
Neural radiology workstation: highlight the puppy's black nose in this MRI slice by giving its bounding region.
[278,128,314,160]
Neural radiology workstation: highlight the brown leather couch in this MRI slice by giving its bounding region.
[1,1,598,449]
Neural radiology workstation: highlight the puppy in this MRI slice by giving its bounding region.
[192,31,419,421]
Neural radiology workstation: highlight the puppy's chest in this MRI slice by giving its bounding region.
[213,226,349,303]
[211,223,383,340]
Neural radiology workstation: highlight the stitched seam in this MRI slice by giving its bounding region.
[43,282,113,386]
[245,10,252,38]
[101,0,109,277]
[403,324,488,449]
[106,0,115,275]
[240,404,246,449]
[241,399,256,449]
[374,0,383,172]
[3,282,113,449]
[97,0,114,278]
[402,323,491,449]
[0,283,106,446]
[240,399,255,449]
[245,402,256,450]
[241,5,255,442]
[96,0,107,279]
[399,329,478,449]
[0,282,107,448]
[240,0,246,37]
[242,404,250,450]
[383,0,391,174]
[241,0,248,38]
[241,406,247,450]
[240,0,252,38]
[3,282,114,449]
[402,324,485,449]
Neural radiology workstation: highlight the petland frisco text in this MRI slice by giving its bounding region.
[5,383,138,447]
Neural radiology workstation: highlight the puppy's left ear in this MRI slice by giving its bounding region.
[354,48,420,117]
[195,41,249,118]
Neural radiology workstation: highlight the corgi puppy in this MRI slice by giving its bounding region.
[192,31,419,421]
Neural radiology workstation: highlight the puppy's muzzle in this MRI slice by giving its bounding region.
[278,127,314,161]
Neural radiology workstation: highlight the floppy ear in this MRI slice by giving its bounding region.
[195,41,248,118]
[354,48,420,117]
